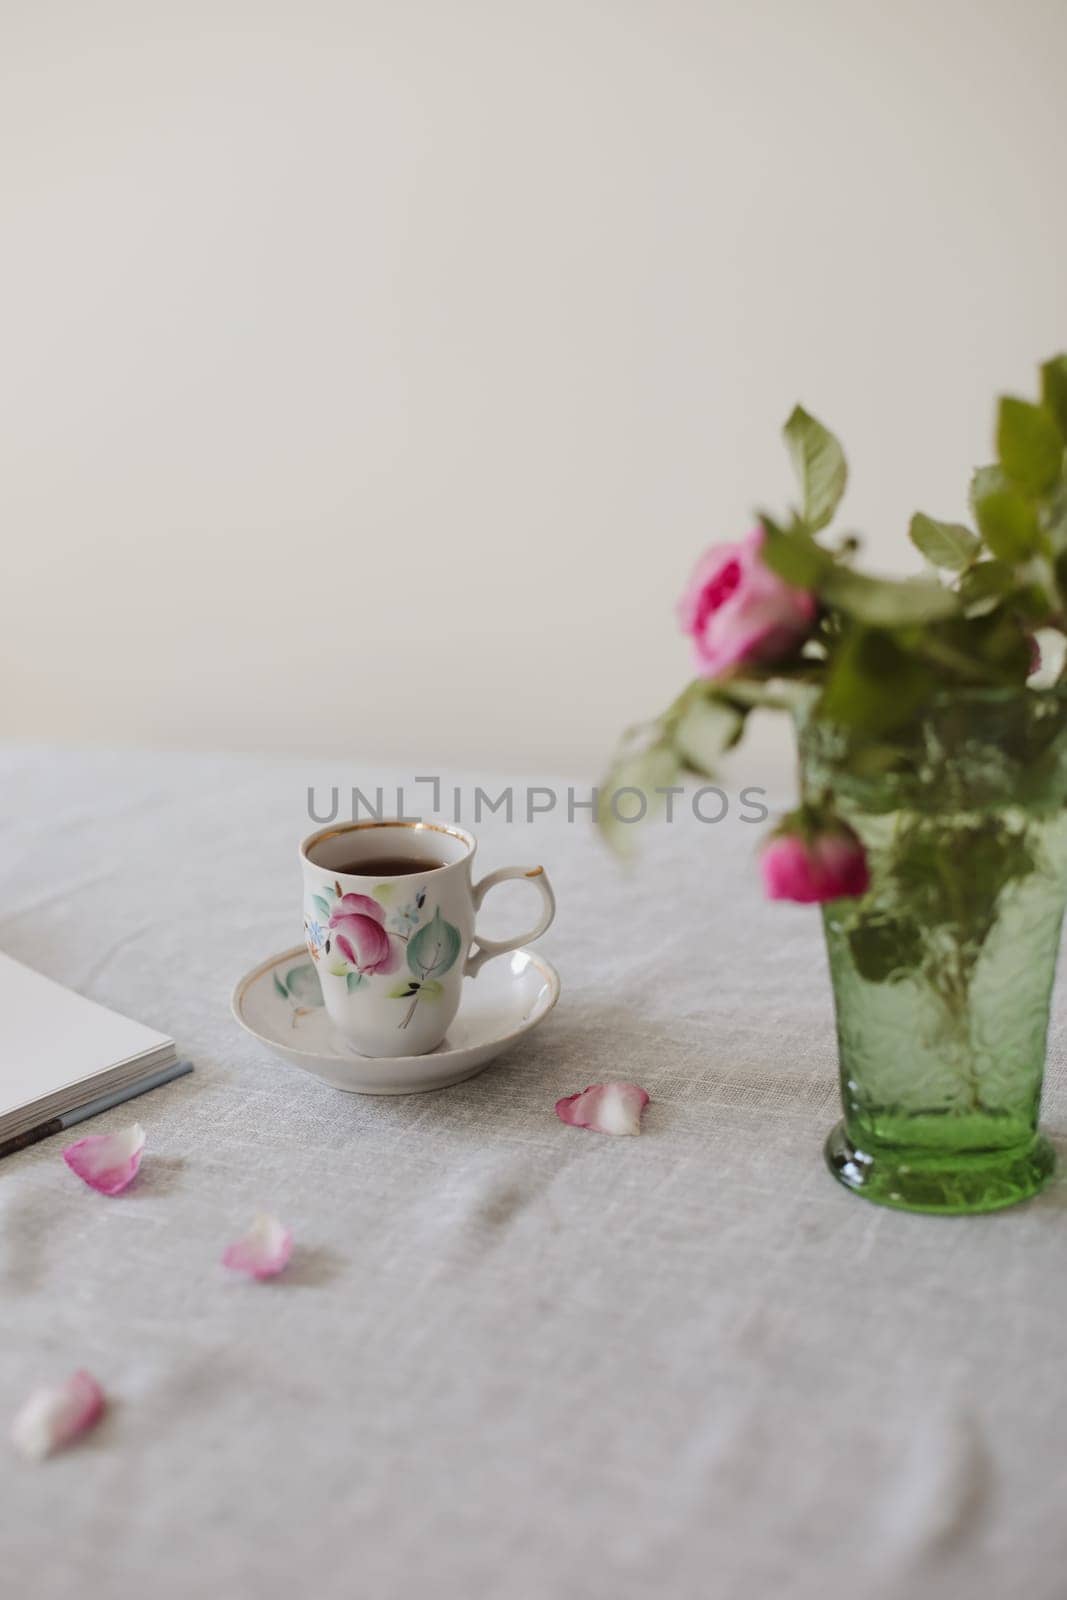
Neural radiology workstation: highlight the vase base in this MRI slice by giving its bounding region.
[824,1122,1056,1214]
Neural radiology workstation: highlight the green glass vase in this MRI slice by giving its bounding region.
[800,689,1067,1214]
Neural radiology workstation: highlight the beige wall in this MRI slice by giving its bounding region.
[3,0,1066,780]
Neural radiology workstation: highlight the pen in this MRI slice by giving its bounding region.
[0,1059,194,1161]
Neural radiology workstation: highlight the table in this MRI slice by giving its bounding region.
[2,746,1065,1599]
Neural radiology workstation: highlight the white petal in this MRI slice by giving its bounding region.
[221,1214,293,1279]
[555,1083,650,1136]
[12,1371,105,1462]
[63,1123,146,1195]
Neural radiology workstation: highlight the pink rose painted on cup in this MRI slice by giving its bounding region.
[678,527,816,679]
[328,894,401,976]
[761,817,870,905]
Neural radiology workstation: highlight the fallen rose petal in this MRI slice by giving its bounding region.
[12,1370,106,1462]
[555,1083,650,1136]
[63,1123,146,1195]
[222,1214,293,1279]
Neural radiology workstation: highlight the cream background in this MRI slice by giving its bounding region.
[2,0,1066,780]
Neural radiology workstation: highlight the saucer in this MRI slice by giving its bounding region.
[231,944,561,1094]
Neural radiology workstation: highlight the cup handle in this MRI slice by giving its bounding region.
[465,865,556,978]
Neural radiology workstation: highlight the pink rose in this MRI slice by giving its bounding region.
[761,821,870,904]
[328,893,400,975]
[678,527,816,679]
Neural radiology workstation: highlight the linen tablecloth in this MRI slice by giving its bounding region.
[2,745,1065,1600]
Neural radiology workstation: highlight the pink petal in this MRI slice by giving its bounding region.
[331,893,385,925]
[329,912,393,973]
[11,1370,106,1462]
[760,827,870,904]
[366,935,402,976]
[63,1123,146,1195]
[680,527,815,680]
[222,1214,293,1279]
[555,1082,650,1136]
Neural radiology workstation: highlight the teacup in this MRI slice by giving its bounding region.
[300,819,556,1058]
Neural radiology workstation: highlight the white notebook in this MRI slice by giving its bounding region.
[0,952,183,1151]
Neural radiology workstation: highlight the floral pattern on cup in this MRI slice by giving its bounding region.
[273,962,325,1028]
[305,881,463,1028]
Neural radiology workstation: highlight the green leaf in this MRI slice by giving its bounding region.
[819,628,934,735]
[971,468,1041,561]
[286,964,322,1005]
[321,884,337,902]
[373,883,395,903]
[407,908,462,981]
[908,513,980,572]
[819,567,957,626]
[758,516,832,588]
[387,981,420,998]
[672,694,744,776]
[847,915,924,984]
[996,397,1063,495]
[1010,581,1055,626]
[890,816,1035,952]
[1043,483,1067,555]
[969,462,1003,508]
[345,971,365,993]
[420,980,443,998]
[783,406,848,532]
[765,513,958,626]
[596,737,681,857]
[311,894,331,920]
[1040,355,1067,440]
[327,961,348,977]
[272,972,288,1001]
[923,610,1031,685]
[958,559,1015,616]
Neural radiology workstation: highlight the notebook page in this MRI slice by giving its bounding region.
[0,952,173,1120]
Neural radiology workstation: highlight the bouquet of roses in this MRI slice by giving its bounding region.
[600,353,1067,902]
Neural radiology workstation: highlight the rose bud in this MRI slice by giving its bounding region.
[678,527,816,680]
[760,814,870,904]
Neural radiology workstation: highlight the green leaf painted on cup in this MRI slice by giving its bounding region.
[273,972,289,1001]
[286,964,323,1006]
[346,971,365,993]
[312,894,331,920]
[387,981,420,998]
[420,980,444,999]
[374,883,395,903]
[407,908,462,981]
